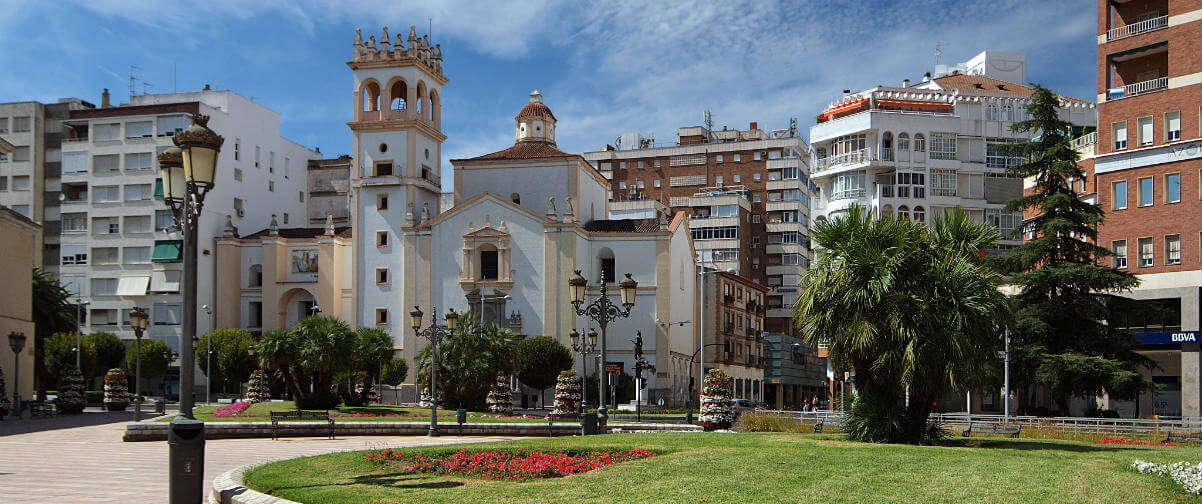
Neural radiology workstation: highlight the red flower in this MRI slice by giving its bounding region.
[363,448,655,480]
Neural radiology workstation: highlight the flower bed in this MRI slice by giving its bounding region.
[1133,459,1202,496]
[213,401,250,418]
[364,448,656,480]
[1097,437,1177,447]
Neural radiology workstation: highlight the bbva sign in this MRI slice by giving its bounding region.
[1136,331,1200,345]
[1170,332,1198,343]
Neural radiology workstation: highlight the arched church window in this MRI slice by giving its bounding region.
[510,193,520,205]
[598,247,616,283]
[480,246,499,280]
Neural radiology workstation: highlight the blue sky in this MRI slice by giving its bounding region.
[0,1,1097,188]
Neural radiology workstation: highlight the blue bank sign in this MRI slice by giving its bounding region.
[1135,331,1200,346]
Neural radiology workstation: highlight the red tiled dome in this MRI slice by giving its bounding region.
[516,101,555,121]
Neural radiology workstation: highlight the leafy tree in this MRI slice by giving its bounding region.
[32,268,77,399]
[516,336,573,405]
[997,85,1152,414]
[195,328,256,390]
[381,358,408,405]
[125,339,171,382]
[44,332,96,383]
[339,327,394,405]
[416,313,518,411]
[256,316,354,409]
[85,332,126,378]
[794,206,1010,443]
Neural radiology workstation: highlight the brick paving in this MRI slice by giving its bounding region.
[0,417,518,503]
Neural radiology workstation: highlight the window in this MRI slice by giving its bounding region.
[618,181,627,190]
[716,155,723,164]
[930,133,957,160]
[481,250,499,280]
[12,146,30,162]
[12,116,30,132]
[376,268,389,284]
[655,159,661,167]
[375,161,393,176]
[156,114,186,136]
[268,180,275,192]
[734,154,741,162]
[753,194,762,203]
[124,215,151,233]
[298,191,304,203]
[234,198,244,217]
[914,133,925,152]
[653,180,661,188]
[898,205,910,220]
[1166,173,1181,203]
[751,215,761,224]
[94,123,120,141]
[715,175,724,186]
[1138,116,1153,146]
[63,213,87,232]
[93,185,120,203]
[269,151,275,173]
[61,244,88,265]
[619,162,627,170]
[1112,240,1127,269]
[1166,112,1181,141]
[1113,181,1128,209]
[986,138,1022,168]
[234,168,243,181]
[376,231,388,247]
[255,146,261,167]
[1138,237,1153,267]
[690,226,739,240]
[637,161,644,169]
[125,121,152,138]
[913,206,926,222]
[1112,121,1127,150]
[930,169,958,197]
[0,177,7,191]
[93,154,119,172]
[12,175,29,191]
[124,184,151,201]
[375,309,389,325]
[1139,177,1153,206]
[1166,235,1181,265]
[754,152,762,161]
[285,157,290,178]
[247,301,262,327]
[985,104,998,120]
[92,278,118,295]
[123,246,151,264]
[733,174,741,183]
[154,303,182,325]
[831,171,866,199]
[234,139,240,161]
[155,210,174,230]
[378,194,389,210]
[753,173,761,181]
[282,213,289,224]
[1001,104,1013,121]
[93,247,119,265]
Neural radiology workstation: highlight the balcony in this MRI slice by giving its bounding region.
[1107,77,1168,101]
[765,264,801,276]
[766,178,803,191]
[765,221,804,233]
[814,147,874,174]
[764,200,803,212]
[766,243,804,255]
[355,108,428,123]
[1106,15,1168,42]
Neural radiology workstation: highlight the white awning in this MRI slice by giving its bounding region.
[150,270,180,293]
[116,276,150,297]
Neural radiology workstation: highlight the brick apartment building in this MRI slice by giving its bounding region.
[1084,0,1202,418]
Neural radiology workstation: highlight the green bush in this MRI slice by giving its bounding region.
[295,390,341,410]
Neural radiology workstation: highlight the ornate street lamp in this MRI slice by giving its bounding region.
[569,328,598,414]
[568,270,636,422]
[160,114,223,504]
[129,307,149,421]
[411,306,458,436]
[9,332,26,414]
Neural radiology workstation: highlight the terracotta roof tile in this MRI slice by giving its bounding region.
[461,141,575,161]
[241,227,352,239]
[931,74,1091,105]
[517,101,556,120]
[582,218,661,233]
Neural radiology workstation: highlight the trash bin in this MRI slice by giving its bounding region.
[154,400,166,415]
[581,413,598,436]
[167,417,206,502]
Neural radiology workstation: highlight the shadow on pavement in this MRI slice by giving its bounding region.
[0,408,151,436]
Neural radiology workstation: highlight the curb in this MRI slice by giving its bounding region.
[126,421,700,442]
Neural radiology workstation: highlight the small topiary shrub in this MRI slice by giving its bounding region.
[102,368,129,411]
[486,373,512,414]
[246,369,271,403]
[551,370,581,418]
[56,365,86,414]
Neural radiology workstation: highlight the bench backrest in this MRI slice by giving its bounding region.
[270,409,330,421]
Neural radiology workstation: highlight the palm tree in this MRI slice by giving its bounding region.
[31,268,77,399]
[415,312,518,411]
[794,205,1009,443]
[343,327,394,405]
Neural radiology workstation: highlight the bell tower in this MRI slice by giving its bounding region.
[348,25,447,345]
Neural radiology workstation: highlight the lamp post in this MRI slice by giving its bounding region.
[1003,328,1010,424]
[75,297,89,368]
[129,307,149,421]
[9,332,26,415]
[410,306,458,437]
[568,270,637,421]
[160,114,223,504]
[247,343,256,400]
[202,305,212,405]
[569,328,598,414]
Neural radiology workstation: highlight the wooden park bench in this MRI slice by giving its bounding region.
[1163,431,1202,445]
[29,400,57,418]
[814,416,844,434]
[269,410,334,440]
[962,422,1021,438]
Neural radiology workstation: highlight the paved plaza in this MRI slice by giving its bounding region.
[0,412,518,503]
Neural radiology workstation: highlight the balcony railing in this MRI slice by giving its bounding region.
[1070,131,1098,155]
[814,147,874,173]
[1107,77,1168,101]
[1106,15,1168,41]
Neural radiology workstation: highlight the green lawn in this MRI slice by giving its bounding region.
[167,401,583,424]
[242,432,1198,503]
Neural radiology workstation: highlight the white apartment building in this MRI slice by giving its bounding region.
[56,88,318,395]
[808,51,1096,249]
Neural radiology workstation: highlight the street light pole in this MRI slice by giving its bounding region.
[9,332,26,417]
[129,307,148,421]
[569,328,598,415]
[410,306,459,437]
[160,114,223,504]
[75,297,88,369]
[568,270,638,423]
[1003,328,1010,424]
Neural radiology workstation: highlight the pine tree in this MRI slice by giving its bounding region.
[999,85,1151,415]
[487,373,513,415]
[551,370,581,418]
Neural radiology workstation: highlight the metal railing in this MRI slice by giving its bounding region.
[1106,15,1168,41]
[1109,77,1168,101]
[1070,131,1098,154]
[815,147,874,173]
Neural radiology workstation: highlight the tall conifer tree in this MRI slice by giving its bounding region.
[999,85,1151,415]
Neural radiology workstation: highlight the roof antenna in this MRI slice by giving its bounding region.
[128,65,142,101]
[935,42,943,65]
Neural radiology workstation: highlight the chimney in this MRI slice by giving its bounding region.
[749,121,758,131]
[903,78,910,87]
[101,88,111,108]
[922,72,931,83]
[203,84,211,91]
[842,88,851,97]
